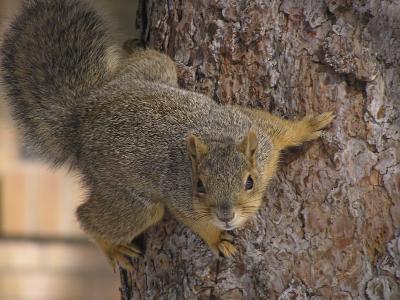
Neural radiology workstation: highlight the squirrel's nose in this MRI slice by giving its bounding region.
[217,207,235,223]
[219,213,235,223]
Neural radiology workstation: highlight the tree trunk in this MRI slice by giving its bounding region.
[121,0,400,299]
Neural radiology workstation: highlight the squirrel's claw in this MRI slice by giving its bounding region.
[96,238,142,272]
[106,252,133,273]
[112,244,142,272]
[217,241,237,258]
[104,252,118,272]
[217,232,237,258]
[117,244,143,258]
[207,232,237,258]
[115,253,135,272]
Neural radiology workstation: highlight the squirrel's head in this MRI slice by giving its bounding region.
[187,131,263,231]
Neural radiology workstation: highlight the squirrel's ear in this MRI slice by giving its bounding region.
[187,134,209,161]
[237,130,258,164]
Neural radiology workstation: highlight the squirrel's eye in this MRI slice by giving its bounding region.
[196,179,206,194]
[245,175,254,191]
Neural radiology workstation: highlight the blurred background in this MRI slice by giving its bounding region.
[0,0,139,299]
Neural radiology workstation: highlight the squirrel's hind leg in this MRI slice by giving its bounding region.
[239,107,334,150]
[122,39,178,86]
[77,193,164,271]
[275,111,335,149]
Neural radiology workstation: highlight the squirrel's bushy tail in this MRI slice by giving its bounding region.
[1,0,121,165]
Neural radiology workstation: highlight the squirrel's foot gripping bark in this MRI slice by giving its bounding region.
[95,237,142,272]
[216,232,237,258]
[196,225,237,258]
[183,215,238,258]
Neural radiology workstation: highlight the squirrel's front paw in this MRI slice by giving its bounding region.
[96,238,142,272]
[112,243,142,272]
[216,232,237,258]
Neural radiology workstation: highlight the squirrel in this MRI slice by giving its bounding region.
[1,0,334,271]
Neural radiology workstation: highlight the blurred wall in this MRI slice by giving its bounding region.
[0,0,139,238]
[0,1,139,299]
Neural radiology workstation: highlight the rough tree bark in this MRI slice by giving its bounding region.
[120,1,400,299]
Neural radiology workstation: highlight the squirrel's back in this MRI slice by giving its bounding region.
[1,0,121,165]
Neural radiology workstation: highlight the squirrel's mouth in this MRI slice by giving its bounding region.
[212,215,238,231]
[214,222,236,231]
[212,209,250,230]
[223,225,235,231]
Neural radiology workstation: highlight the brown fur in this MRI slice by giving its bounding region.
[0,0,334,270]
